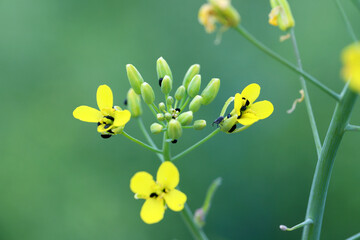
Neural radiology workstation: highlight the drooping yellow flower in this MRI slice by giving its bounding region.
[130,161,187,224]
[73,85,131,138]
[342,42,360,93]
[233,83,274,126]
[268,0,295,31]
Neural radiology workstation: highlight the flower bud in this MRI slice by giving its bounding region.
[159,102,166,112]
[177,111,193,126]
[126,88,142,118]
[157,113,164,121]
[183,64,200,89]
[167,119,182,140]
[187,74,201,98]
[189,95,203,113]
[175,85,186,101]
[194,120,206,130]
[140,82,155,104]
[150,123,163,134]
[126,64,144,95]
[220,115,238,133]
[157,57,173,81]
[201,78,220,105]
[269,0,295,31]
[161,75,172,95]
[166,96,174,106]
[165,112,172,121]
[209,0,240,27]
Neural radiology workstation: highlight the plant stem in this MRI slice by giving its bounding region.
[122,131,163,154]
[301,85,358,240]
[280,218,313,232]
[290,29,322,156]
[347,232,360,240]
[162,131,171,161]
[137,118,164,162]
[335,0,358,42]
[233,26,340,101]
[181,97,191,111]
[172,128,221,162]
[181,204,209,240]
[345,124,360,131]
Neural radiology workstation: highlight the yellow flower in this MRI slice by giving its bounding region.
[342,42,360,93]
[73,85,131,138]
[130,161,187,224]
[268,0,295,31]
[233,83,274,125]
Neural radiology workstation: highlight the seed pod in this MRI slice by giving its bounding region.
[201,78,220,105]
[183,64,200,89]
[177,111,193,126]
[175,85,186,101]
[187,74,201,98]
[127,88,142,118]
[167,119,182,140]
[150,123,163,134]
[126,64,144,95]
[194,120,206,130]
[189,95,203,113]
[161,75,172,95]
[140,82,155,104]
[157,57,173,81]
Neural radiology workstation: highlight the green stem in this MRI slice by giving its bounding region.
[290,29,322,156]
[122,131,163,154]
[172,128,221,162]
[162,131,171,161]
[335,0,358,42]
[280,218,313,232]
[181,97,191,111]
[347,232,360,240]
[301,85,358,240]
[220,97,234,116]
[345,124,360,131]
[137,118,164,162]
[233,26,340,101]
[181,204,209,240]
[182,126,194,129]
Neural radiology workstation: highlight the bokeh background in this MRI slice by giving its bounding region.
[1,0,360,239]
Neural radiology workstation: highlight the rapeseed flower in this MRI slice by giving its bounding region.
[342,42,360,93]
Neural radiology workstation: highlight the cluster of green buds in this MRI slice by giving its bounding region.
[125,57,220,143]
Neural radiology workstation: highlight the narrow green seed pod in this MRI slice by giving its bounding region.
[194,120,206,130]
[127,88,142,118]
[161,75,172,94]
[183,64,200,89]
[220,115,238,133]
[126,64,144,95]
[150,123,163,134]
[175,85,186,101]
[167,119,182,140]
[189,95,203,113]
[159,102,166,112]
[165,112,172,121]
[157,113,164,121]
[166,96,174,106]
[157,57,173,81]
[201,78,220,105]
[187,74,201,98]
[140,82,155,104]
[177,111,193,126]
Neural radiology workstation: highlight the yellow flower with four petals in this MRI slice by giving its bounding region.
[73,85,131,138]
[130,161,187,224]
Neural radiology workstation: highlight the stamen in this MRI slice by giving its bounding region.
[241,106,247,111]
[150,192,158,198]
[245,100,250,106]
[124,99,128,106]
[97,122,101,126]
[175,108,181,112]
[228,124,237,133]
[171,139,178,144]
[104,124,111,129]
[101,134,112,139]
[105,116,114,121]
[159,78,163,87]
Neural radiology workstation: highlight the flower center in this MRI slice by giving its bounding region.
[237,97,250,119]
[149,188,168,199]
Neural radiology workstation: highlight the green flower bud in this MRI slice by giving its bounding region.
[159,102,166,112]
[165,112,172,121]
[187,74,201,98]
[189,95,203,113]
[194,120,206,130]
[150,123,163,134]
[161,75,172,95]
[140,82,155,105]
[127,88,142,118]
[166,96,174,106]
[201,78,220,105]
[126,64,144,95]
[157,113,164,121]
[220,115,238,133]
[177,111,193,126]
[167,119,182,140]
[183,64,200,89]
[175,85,186,101]
[157,57,173,81]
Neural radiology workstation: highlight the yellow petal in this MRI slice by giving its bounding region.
[97,85,113,110]
[130,172,156,198]
[113,110,131,127]
[97,123,112,133]
[234,93,242,116]
[164,189,187,212]
[156,162,179,190]
[73,106,102,123]
[140,198,165,224]
[241,83,260,104]
[249,100,274,119]
[237,112,259,125]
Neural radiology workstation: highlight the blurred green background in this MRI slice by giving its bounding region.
[1,0,359,239]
